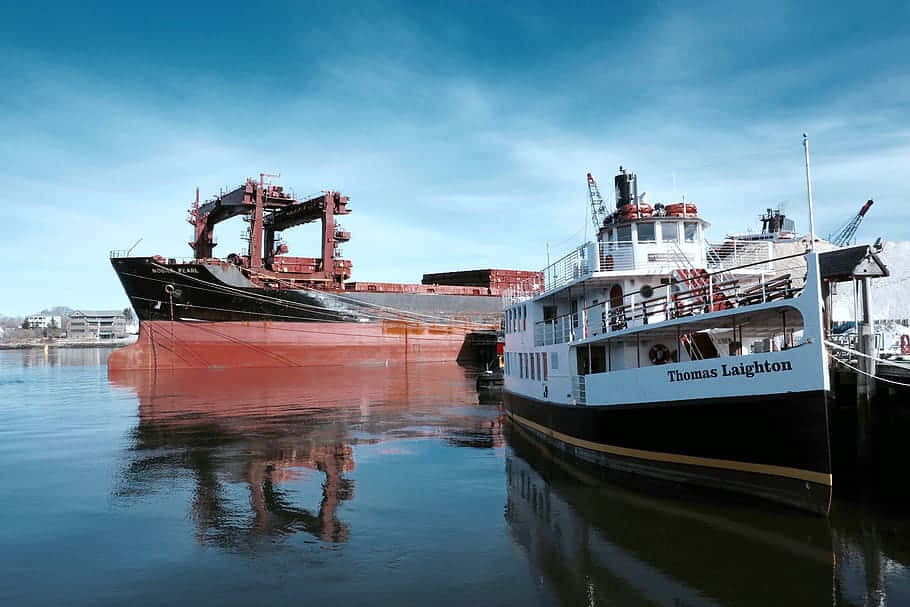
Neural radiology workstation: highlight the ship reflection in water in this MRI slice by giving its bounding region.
[99,360,910,605]
[108,363,502,550]
[504,423,910,606]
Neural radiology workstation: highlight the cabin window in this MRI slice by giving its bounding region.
[530,353,536,380]
[617,225,632,243]
[550,351,558,371]
[637,223,656,243]
[684,222,698,242]
[542,352,548,380]
[660,222,679,243]
[536,352,542,380]
[522,306,527,331]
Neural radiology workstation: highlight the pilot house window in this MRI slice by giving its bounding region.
[684,222,698,242]
[637,223,655,243]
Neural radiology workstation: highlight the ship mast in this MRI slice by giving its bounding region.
[803,133,817,251]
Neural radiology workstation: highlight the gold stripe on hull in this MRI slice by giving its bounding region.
[507,411,832,487]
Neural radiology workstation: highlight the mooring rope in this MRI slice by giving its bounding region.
[827,353,910,388]
[824,339,910,366]
[825,340,910,388]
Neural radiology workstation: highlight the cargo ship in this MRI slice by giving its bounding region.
[109,175,541,370]
[502,161,887,514]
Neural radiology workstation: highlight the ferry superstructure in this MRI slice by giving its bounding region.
[503,167,834,514]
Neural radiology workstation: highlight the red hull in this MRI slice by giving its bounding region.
[109,320,489,370]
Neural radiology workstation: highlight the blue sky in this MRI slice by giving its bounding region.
[1,1,908,315]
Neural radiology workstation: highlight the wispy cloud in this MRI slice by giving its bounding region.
[0,2,908,314]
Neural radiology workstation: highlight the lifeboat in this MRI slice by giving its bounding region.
[618,203,653,219]
[665,203,697,217]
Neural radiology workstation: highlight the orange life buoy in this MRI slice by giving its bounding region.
[618,203,653,218]
[665,203,698,217]
[649,343,670,365]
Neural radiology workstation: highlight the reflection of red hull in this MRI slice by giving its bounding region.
[109,320,484,370]
[109,363,481,422]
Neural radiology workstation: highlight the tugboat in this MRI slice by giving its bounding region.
[502,164,838,514]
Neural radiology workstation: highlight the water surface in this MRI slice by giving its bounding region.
[1,348,907,606]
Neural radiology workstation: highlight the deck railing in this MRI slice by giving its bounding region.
[505,237,776,306]
[533,254,806,346]
[706,240,773,272]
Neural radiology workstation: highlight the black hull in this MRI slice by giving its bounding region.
[111,257,501,324]
[504,390,832,514]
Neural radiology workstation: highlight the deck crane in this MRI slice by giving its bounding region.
[829,199,874,246]
[587,172,607,230]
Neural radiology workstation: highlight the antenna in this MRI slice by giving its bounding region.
[260,172,281,189]
[802,133,817,251]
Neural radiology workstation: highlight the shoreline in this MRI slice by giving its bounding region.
[0,336,138,350]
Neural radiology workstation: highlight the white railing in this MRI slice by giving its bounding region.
[535,252,807,345]
[706,240,773,272]
[597,242,636,272]
[509,238,776,305]
[535,314,577,346]
[542,243,597,292]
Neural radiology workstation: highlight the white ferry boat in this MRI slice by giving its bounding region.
[503,167,835,514]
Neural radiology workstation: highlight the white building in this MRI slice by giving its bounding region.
[67,310,128,339]
[26,315,62,329]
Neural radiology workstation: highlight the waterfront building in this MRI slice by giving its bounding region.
[67,310,128,339]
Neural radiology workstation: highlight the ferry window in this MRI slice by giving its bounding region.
[530,353,535,380]
[522,306,527,331]
[519,353,524,378]
[536,352,542,380]
[637,223,655,243]
[542,352,548,380]
[684,222,698,242]
[571,300,579,328]
[550,351,558,370]
[660,222,679,243]
[617,225,632,243]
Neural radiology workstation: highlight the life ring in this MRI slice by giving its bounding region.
[665,203,698,217]
[619,203,653,218]
[901,334,910,355]
[649,343,670,365]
